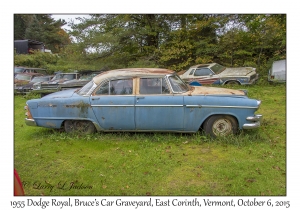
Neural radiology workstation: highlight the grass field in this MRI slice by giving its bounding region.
[14,84,286,196]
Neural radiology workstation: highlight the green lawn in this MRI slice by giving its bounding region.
[14,84,286,196]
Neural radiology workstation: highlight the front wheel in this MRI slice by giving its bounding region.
[203,115,238,138]
[64,120,96,134]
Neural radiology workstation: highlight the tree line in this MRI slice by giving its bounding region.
[14,14,286,76]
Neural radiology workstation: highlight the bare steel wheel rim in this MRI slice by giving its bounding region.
[212,118,232,136]
[74,121,89,132]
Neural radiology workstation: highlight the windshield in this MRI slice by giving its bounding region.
[15,74,31,81]
[167,74,189,93]
[31,76,50,83]
[14,67,24,73]
[77,80,97,96]
[51,74,76,81]
[79,74,96,80]
[211,63,226,74]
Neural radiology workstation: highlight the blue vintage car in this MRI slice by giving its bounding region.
[25,68,262,137]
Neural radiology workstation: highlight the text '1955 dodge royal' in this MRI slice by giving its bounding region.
[25,68,262,138]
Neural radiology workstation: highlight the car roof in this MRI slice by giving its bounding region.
[189,63,215,69]
[93,68,175,84]
[15,72,44,76]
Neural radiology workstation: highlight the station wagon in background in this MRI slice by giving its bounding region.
[268,59,286,83]
[25,68,262,138]
[179,63,259,86]
[14,66,48,76]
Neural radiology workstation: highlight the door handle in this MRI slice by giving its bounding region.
[92,98,100,100]
[137,97,145,99]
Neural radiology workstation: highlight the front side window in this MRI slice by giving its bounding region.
[77,80,97,96]
[95,79,133,95]
[139,78,170,94]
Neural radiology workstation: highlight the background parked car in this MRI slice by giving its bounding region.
[179,63,259,86]
[25,68,262,138]
[14,72,44,89]
[32,71,104,97]
[58,71,103,91]
[15,75,54,94]
[268,59,286,83]
[14,66,48,76]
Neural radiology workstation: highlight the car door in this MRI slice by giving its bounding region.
[135,77,184,131]
[192,68,220,85]
[90,78,135,130]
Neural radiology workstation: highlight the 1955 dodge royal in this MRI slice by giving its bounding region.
[25,68,262,137]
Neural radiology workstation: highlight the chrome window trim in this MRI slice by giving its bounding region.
[200,105,258,109]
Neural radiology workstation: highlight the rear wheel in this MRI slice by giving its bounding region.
[203,115,238,138]
[64,120,96,134]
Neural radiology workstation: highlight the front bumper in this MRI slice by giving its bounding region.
[25,118,37,126]
[242,114,263,129]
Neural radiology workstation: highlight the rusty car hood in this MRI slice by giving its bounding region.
[187,86,246,96]
[41,89,77,99]
[219,67,255,76]
[14,79,30,86]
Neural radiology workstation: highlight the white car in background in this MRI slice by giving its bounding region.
[268,59,286,83]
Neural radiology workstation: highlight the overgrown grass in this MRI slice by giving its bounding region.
[14,83,286,196]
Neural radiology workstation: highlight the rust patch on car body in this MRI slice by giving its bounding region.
[64,101,91,108]
[184,86,245,96]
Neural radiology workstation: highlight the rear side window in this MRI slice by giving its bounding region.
[140,78,170,94]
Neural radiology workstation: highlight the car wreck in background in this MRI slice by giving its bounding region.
[32,71,103,97]
[15,75,53,94]
[14,72,44,90]
[179,63,259,86]
[268,59,286,83]
[58,71,103,91]
[25,68,262,138]
[14,66,48,76]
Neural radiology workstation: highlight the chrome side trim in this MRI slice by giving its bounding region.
[186,105,202,108]
[91,104,257,108]
[135,105,183,107]
[201,105,258,109]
